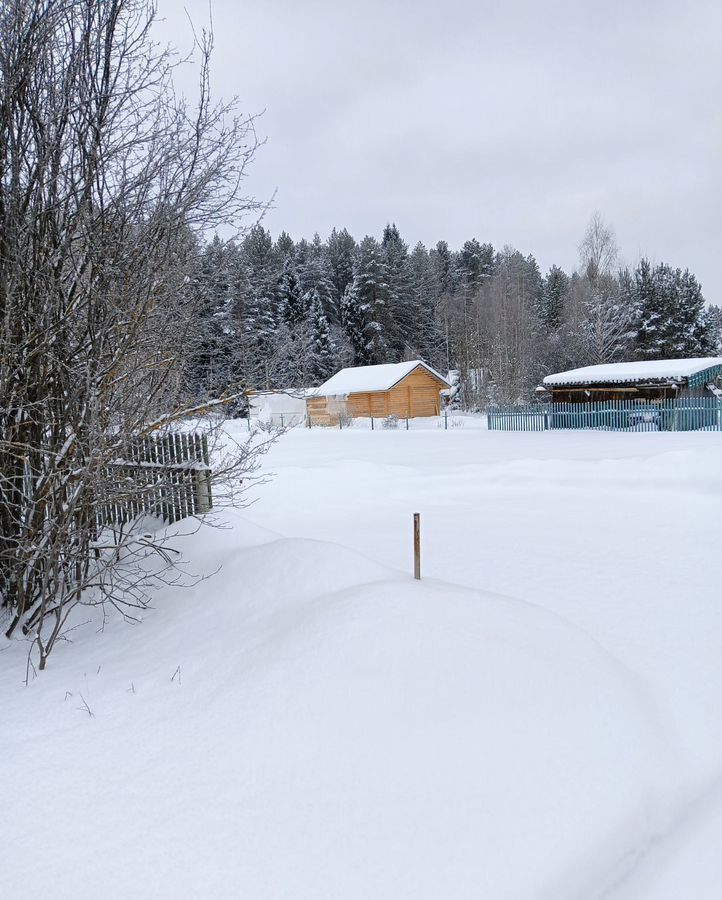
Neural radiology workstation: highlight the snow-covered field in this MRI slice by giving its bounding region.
[2,419,720,899]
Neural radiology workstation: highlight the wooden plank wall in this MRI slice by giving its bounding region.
[306,366,445,425]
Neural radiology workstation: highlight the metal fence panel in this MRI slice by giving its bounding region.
[487,398,722,432]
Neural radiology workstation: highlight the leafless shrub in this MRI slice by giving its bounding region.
[0,0,269,669]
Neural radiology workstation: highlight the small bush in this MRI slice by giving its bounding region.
[382,414,399,429]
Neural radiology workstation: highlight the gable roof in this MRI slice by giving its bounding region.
[543,358,722,387]
[316,361,449,396]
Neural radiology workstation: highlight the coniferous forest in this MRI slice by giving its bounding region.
[187,213,721,409]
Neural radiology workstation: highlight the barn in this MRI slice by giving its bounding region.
[306,361,450,426]
[540,357,722,403]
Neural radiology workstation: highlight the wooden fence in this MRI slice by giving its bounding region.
[487,398,722,432]
[98,432,212,527]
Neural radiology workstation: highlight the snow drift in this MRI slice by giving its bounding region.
[1,509,678,900]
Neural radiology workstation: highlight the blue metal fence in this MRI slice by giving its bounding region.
[487,397,722,432]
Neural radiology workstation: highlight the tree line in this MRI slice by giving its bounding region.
[188,213,720,408]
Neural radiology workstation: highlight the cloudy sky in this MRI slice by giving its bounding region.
[156,0,721,301]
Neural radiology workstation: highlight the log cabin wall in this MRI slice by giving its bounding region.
[306,365,445,425]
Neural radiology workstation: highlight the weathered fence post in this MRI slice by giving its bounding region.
[413,512,421,580]
[371,416,374,430]
[444,410,448,430]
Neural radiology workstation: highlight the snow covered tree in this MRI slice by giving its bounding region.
[296,234,335,321]
[409,242,445,367]
[381,223,414,356]
[340,282,372,365]
[187,236,237,399]
[703,305,722,354]
[326,228,357,308]
[278,260,308,328]
[431,240,457,298]
[0,0,266,667]
[564,214,632,364]
[307,289,337,382]
[458,239,494,293]
[539,265,570,331]
[275,230,295,262]
[578,212,618,283]
[353,236,391,362]
[630,259,712,358]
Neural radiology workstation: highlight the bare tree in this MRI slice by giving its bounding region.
[578,211,618,281]
[0,0,268,668]
[572,214,632,363]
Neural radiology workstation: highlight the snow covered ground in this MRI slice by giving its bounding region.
[1,418,720,898]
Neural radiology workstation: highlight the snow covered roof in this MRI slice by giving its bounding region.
[248,388,317,398]
[316,361,449,396]
[543,358,722,387]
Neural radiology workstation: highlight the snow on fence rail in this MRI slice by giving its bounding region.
[99,432,212,526]
[487,398,722,432]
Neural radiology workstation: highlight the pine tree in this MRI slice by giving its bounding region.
[458,239,494,293]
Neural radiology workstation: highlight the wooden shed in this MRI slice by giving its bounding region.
[539,358,722,403]
[307,361,450,426]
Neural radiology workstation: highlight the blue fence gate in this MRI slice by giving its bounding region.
[487,398,722,432]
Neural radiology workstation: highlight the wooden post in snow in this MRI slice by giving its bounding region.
[413,513,421,580]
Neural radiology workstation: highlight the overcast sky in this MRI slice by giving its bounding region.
[156,0,721,302]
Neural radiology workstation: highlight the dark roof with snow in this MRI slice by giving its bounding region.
[543,358,722,388]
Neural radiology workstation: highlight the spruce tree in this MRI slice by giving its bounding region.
[340,282,371,365]
[540,265,570,331]
[274,230,295,262]
[431,240,457,297]
[632,259,711,358]
[382,223,414,356]
[326,228,357,307]
[307,289,337,382]
[353,236,391,363]
[278,259,307,327]
[409,242,445,366]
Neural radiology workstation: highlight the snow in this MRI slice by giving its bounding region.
[542,357,722,386]
[316,359,449,396]
[1,422,720,899]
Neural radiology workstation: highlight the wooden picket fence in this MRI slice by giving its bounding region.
[98,432,212,527]
[487,397,722,432]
